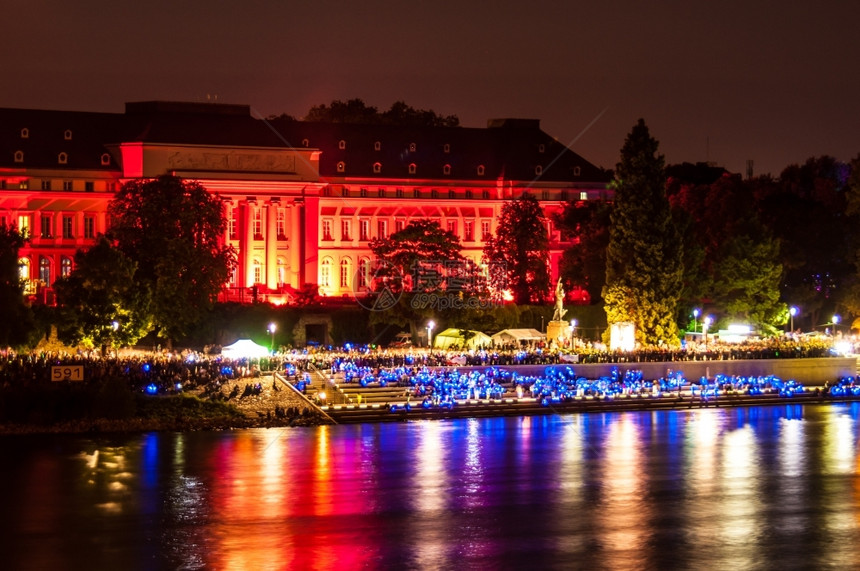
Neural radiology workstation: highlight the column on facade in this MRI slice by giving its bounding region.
[289,201,301,288]
[242,199,255,287]
[265,200,278,288]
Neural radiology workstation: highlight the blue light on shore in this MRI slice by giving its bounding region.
[145,383,158,395]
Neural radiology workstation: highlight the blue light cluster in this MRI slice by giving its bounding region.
[829,377,860,396]
[515,366,688,404]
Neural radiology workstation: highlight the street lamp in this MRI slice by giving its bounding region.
[427,320,435,350]
[692,308,700,333]
[570,319,577,347]
[833,314,840,335]
[789,306,798,333]
[267,322,277,353]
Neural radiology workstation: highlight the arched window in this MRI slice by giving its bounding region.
[20,128,29,139]
[443,164,451,176]
[358,257,371,290]
[39,257,52,286]
[535,165,543,176]
[58,152,68,165]
[340,258,351,289]
[277,257,287,286]
[477,165,485,176]
[100,153,111,166]
[61,257,73,277]
[18,257,30,283]
[374,141,381,151]
[14,150,23,163]
[64,129,73,140]
[253,258,262,284]
[337,161,346,173]
[408,163,417,175]
[373,162,382,174]
[302,138,309,147]
[338,140,346,150]
[320,258,332,288]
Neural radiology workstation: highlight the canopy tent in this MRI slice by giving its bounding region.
[491,328,545,346]
[432,328,492,350]
[221,339,270,359]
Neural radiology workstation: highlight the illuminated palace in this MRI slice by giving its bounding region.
[0,101,610,304]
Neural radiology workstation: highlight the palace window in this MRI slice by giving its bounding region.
[64,129,72,141]
[322,219,333,241]
[482,190,490,199]
[481,220,491,241]
[413,188,421,198]
[84,216,95,239]
[580,191,588,201]
[337,161,346,173]
[465,189,473,199]
[20,128,28,139]
[447,220,457,236]
[377,188,385,198]
[395,219,405,233]
[277,208,286,238]
[535,165,543,176]
[358,258,371,290]
[253,207,263,238]
[41,180,52,190]
[443,164,451,176]
[464,220,474,241]
[58,152,68,164]
[228,205,237,239]
[408,163,416,175]
[443,143,450,153]
[85,181,94,192]
[14,151,23,163]
[101,153,111,166]
[17,215,30,237]
[374,141,381,151]
[61,257,72,278]
[62,216,74,239]
[340,258,351,289]
[360,187,368,197]
[40,215,53,238]
[573,166,581,177]
[431,189,439,199]
[338,140,346,150]
[253,259,262,284]
[359,219,370,241]
[448,189,456,199]
[341,219,352,241]
[477,165,485,176]
[63,181,73,191]
[373,162,382,174]
[39,257,52,287]
[320,258,332,287]
[277,257,286,286]
[377,219,387,238]
[396,188,404,198]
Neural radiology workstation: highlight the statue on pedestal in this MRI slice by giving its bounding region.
[552,278,566,322]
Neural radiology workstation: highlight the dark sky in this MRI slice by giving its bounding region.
[4,0,859,176]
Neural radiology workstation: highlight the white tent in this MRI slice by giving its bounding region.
[432,328,492,350]
[491,328,545,346]
[221,339,270,359]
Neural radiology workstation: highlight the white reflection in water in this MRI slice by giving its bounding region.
[600,414,647,563]
[824,410,856,475]
[463,418,483,504]
[414,421,448,568]
[719,424,760,554]
[777,418,809,536]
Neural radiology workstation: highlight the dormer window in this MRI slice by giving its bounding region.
[20,128,29,139]
[58,152,68,165]
[535,165,543,176]
[538,144,545,153]
[374,141,381,151]
[477,165,485,176]
[408,163,417,175]
[100,153,111,166]
[302,138,309,147]
[373,162,382,174]
[409,142,417,153]
[14,150,23,163]
[573,166,581,177]
[64,129,72,141]
[443,164,451,176]
[338,140,346,150]
[337,161,346,173]
[443,143,450,153]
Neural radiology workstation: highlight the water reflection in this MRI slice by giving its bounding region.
[3,404,860,569]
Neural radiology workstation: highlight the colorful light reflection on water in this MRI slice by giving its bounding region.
[3,404,860,569]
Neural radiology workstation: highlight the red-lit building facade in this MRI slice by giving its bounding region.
[0,101,610,304]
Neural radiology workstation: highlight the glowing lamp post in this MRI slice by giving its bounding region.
[267,322,277,353]
[833,314,840,335]
[427,320,435,350]
[570,319,577,346]
[789,306,798,333]
[692,308,700,333]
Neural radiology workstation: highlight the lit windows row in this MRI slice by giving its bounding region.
[335,162,486,177]
[321,218,492,242]
[319,257,371,290]
[19,128,74,140]
[18,255,74,289]
[321,186,494,200]
[12,150,111,166]
[10,213,96,240]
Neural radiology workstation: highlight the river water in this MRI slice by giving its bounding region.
[2,403,860,570]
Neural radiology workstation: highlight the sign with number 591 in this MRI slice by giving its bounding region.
[51,366,84,382]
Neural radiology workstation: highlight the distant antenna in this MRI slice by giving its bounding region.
[746,159,754,179]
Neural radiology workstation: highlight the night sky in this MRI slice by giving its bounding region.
[4,0,859,176]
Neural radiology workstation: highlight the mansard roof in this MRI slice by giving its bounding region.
[0,102,609,184]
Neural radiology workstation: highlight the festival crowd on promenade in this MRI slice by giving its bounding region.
[0,335,846,395]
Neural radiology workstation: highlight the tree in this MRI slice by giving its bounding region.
[555,199,611,304]
[603,119,683,346]
[484,193,550,305]
[303,98,460,127]
[368,219,479,339]
[53,236,151,354]
[107,175,236,345]
[0,223,35,347]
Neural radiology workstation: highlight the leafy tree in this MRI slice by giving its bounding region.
[603,119,682,346]
[555,199,611,304]
[107,175,236,345]
[53,236,151,354]
[304,98,459,127]
[368,219,479,339]
[483,193,550,305]
[0,223,35,347]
